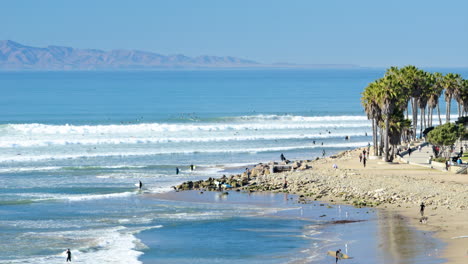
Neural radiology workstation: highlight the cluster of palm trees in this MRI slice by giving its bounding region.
[361,65,467,162]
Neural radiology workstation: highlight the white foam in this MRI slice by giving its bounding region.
[0,225,162,264]
[0,141,369,163]
[4,118,370,136]
[0,131,369,148]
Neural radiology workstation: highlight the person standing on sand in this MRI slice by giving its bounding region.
[420,202,425,216]
[363,157,366,167]
[408,148,412,157]
[359,153,362,162]
[66,249,71,262]
[335,249,342,263]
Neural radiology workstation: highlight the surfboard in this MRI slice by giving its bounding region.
[327,251,351,259]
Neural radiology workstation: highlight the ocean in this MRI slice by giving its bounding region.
[1,69,464,263]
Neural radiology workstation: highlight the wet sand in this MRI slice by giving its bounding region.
[148,190,444,263]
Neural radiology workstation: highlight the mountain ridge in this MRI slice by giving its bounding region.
[0,40,359,70]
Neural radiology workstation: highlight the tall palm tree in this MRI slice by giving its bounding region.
[459,79,468,116]
[443,73,463,123]
[426,72,444,126]
[361,81,382,156]
[375,75,404,162]
[400,66,423,139]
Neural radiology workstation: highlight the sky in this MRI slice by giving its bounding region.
[2,0,468,67]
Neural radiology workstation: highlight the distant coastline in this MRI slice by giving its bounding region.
[0,40,359,71]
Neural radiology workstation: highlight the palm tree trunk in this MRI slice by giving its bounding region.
[446,97,451,124]
[458,102,461,118]
[437,104,442,125]
[412,98,418,140]
[384,117,390,162]
[372,118,378,156]
[427,107,434,127]
[420,110,423,138]
[379,127,384,156]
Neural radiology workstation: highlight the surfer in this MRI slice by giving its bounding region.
[139,180,143,189]
[176,167,180,175]
[335,249,342,263]
[66,249,71,262]
[190,164,194,171]
[280,153,286,161]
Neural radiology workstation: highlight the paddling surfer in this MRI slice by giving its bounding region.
[139,180,143,189]
[176,167,180,175]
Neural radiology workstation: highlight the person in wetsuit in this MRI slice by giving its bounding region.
[66,249,71,262]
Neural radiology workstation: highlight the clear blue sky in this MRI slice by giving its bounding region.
[2,0,468,67]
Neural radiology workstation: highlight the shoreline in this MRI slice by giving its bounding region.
[146,190,444,263]
[176,147,468,263]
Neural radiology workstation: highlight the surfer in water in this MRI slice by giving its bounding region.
[139,180,143,190]
[176,167,180,175]
[190,164,194,171]
[66,249,71,262]
[335,249,342,263]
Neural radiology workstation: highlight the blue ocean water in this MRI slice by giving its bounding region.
[0,69,463,263]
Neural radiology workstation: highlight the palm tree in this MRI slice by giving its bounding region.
[388,110,412,159]
[362,81,382,156]
[375,75,404,162]
[426,72,444,126]
[400,66,423,139]
[459,79,468,116]
[443,73,462,123]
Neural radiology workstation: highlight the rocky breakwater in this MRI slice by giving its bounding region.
[174,160,312,191]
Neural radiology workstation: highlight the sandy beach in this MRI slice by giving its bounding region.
[248,148,468,264]
[176,147,468,263]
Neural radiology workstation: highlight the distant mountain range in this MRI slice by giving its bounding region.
[0,40,358,70]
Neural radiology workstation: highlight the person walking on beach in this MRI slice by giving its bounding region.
[335,249,342,263]
[408,147,412,157]
[359,153,362,162]
[363,157,367,167]
[66,249,71,262]
[420,202,425,216]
